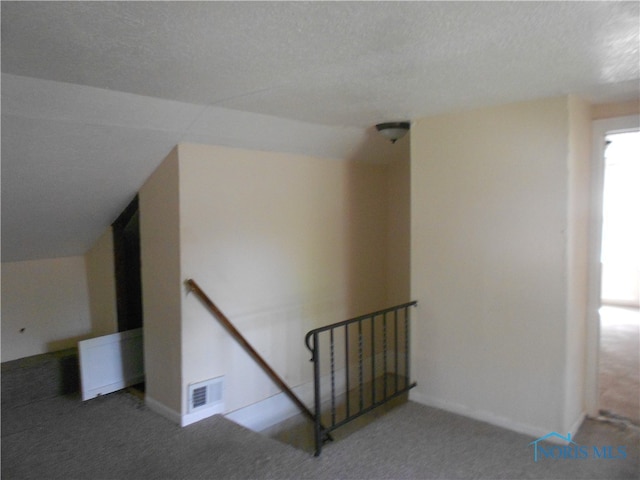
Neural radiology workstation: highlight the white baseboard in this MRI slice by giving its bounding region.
[152,357,400,431]
[224,368,345,432]
[567,412,586,436]
[224,359,405,432]
[182,402,225,427]
[225,391,303,432]
[409,391,559,440]
[144,381,316,431]
[146,395,225,427]
[145,395,182,425]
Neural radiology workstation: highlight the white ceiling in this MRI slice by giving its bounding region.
[2,1,639,262]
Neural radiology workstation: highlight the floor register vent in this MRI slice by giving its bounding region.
[188,377,224,413]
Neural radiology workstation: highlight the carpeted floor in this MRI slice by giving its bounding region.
[2,311,638,480]
[599,306,640,423]
[2,389,638,480]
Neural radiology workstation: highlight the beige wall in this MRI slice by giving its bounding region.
[177,143,392,415]
[592,99,640,120]
[139,147,183,414]
[410,96,590,436]
[387,139,411,305]
[564,96,592,431]
[84,227,118,336]
[1,256,92,362]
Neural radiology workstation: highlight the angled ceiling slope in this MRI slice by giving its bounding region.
[2,1,639,262]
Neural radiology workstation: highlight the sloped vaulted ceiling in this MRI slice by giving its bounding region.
[2,1,639,261]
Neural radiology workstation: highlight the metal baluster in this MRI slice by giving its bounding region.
[404,307,410,389]
[330,328,336,426]
[383,312,388,399]
[358,319,364,412]
[394,308,399,393]
[371,315,376,405]
[312,332,322,456]
[345,324,350,419]
[302,300,417,456]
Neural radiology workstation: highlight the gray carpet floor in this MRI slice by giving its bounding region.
[599,306,640,423]
[2,390,638,480]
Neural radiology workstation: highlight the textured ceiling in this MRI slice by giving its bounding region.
[2,1,639,261]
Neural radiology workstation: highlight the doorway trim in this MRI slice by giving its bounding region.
[585,114,639,416]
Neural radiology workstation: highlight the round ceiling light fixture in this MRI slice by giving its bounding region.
[375,122,410,143]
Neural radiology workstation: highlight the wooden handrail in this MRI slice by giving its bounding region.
[185,278,321,428]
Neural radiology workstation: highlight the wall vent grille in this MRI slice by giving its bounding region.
[188,377,223,413]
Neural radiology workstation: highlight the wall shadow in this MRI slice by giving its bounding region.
[341,126,412,387]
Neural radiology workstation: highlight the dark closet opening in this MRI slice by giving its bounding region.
[113,196,143,332]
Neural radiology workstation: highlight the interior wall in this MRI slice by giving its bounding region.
[564,96,592,431]
[84,226,118,336]
[591,99,640,120]
[177,143,391,416]
[410,97,582,436]
[1,256,92,362]
[387,138,411,305]
[139,147,183,415]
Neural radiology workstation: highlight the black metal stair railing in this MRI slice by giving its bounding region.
[304,301,417,456]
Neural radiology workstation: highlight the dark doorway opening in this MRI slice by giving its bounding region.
[113,196,143,332]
